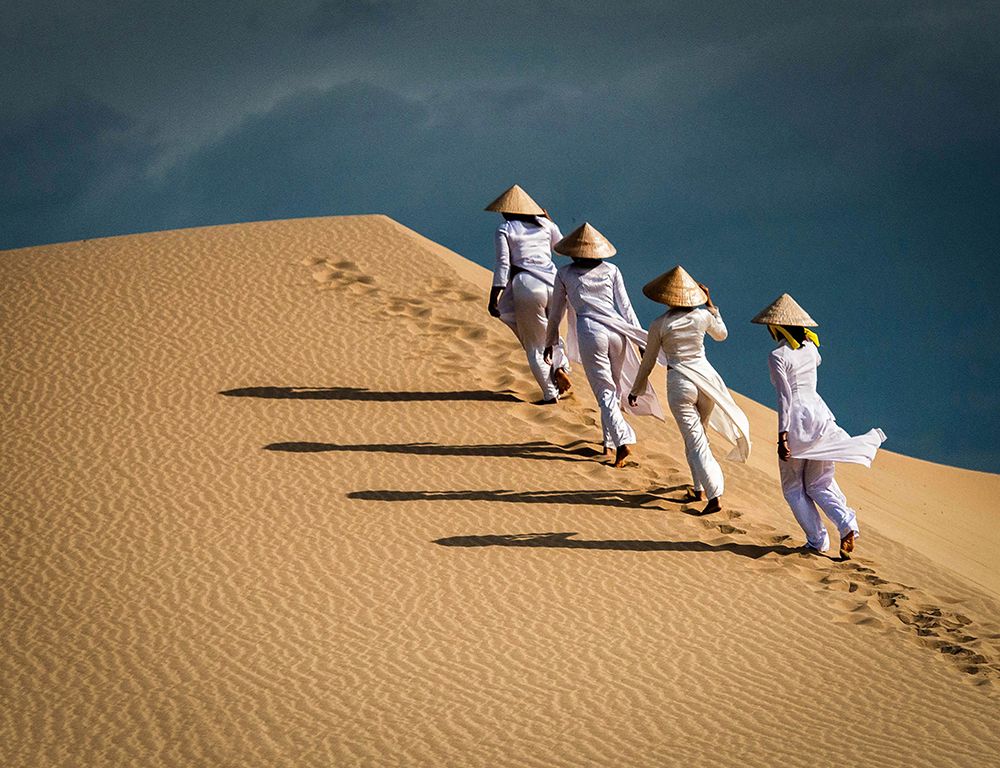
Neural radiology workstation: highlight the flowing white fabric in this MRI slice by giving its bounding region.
[631,308,750,461]
[668,360,750,463]
[667,374,725,498]
[768,341,885,466]
[576,315,638,448]
[547,262,664,420]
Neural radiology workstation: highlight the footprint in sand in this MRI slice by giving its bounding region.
[313,260,379,293]
[456,325,487,341]
[331,259,361,271]
[785,559,1000,684]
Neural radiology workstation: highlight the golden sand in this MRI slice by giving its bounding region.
[2,216,999,767]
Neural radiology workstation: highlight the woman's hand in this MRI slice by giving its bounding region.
[543,346,553,364]
[777,431,790,461]
[487,286,504,317]
[627,393,639,408]
[698,282,714,309]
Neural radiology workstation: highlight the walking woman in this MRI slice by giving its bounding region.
[543,223,661,467]
[629,266,750,515]
[752,293,886,558]
[485,184,572,403]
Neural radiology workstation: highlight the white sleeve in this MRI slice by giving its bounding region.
[548,220,563,252]
[493,226,510,288]
[705,307,728,341]
[768,352,792,432]
[630,317,662,397]
[612,266,641,327]
[545,272,568,348]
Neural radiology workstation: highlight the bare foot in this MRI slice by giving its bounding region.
[613,444,633,468]
[839,531,856,560]
[699,496,722,515]
[684,488,705,502]
[552,368,573,396]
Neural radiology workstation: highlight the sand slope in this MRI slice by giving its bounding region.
[2,216,999,768]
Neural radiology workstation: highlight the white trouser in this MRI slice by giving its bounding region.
[667,371,724,499]
[577,316,636,449]
[779,458,859,551]
[510,272,560,401]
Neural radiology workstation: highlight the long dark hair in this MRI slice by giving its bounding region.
[502,212,544,226]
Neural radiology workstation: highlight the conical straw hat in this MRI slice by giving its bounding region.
[484,184,546,215]
[553,222,617,259]
[642,265,707,307]
[750,293,818,327]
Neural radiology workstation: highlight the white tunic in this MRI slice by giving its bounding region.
[492,218,568,395]
[545,261,664,420]
[632,307,751,462]
[768,341,885,466]
[493,218,561,287]
[545,260,639,329]
[650,307,728,366]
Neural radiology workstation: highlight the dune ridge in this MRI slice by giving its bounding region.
[2,215,999,767]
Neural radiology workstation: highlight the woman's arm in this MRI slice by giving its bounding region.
[705,307,728,341]
[488,227,511,316]
[629,317,662,399]
[544,272,568,351]
[492,227,511,288]
[768,353,793,459]
[768,354,792,431]
[698,282,727,341]
[612,266,641,327]
[548,220,563,253]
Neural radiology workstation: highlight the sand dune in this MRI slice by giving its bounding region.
[2,215,999,767]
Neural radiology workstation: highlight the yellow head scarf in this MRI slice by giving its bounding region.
[768,324,819,349]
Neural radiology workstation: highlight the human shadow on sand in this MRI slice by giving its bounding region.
[221,386,519,402]
[348,487,686,510]
[265,439,604,462]
[434,532,805,560]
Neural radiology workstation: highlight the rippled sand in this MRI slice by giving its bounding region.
[3,216,999,767]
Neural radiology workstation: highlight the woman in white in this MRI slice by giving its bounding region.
[629,266,750,515]
[485,184,572,403]
[752,293,886,558]
[543,222,661,468]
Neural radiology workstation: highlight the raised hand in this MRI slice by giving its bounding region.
[697,282,714,308]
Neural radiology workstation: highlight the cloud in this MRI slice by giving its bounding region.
[303,0,396,37]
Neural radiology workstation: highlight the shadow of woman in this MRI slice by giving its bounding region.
[266,439,604,462]
[433,531,806,560]
[221,386,520,402]
[348,487,688,510]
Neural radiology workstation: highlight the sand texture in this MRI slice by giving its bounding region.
[3,215,999,767]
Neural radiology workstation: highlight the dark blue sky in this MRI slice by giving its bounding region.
[3,1,998,471]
